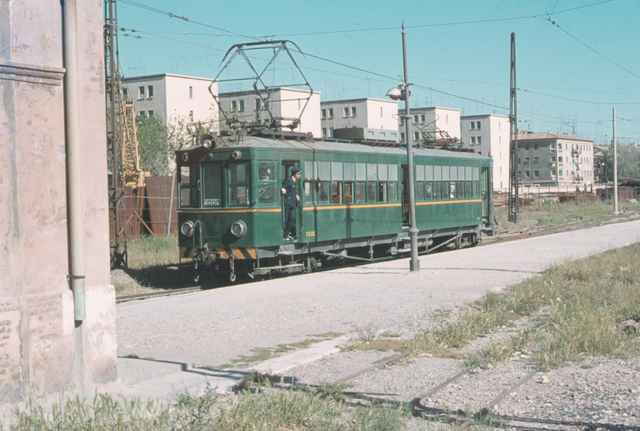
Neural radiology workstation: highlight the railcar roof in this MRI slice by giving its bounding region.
[221,136,489,160]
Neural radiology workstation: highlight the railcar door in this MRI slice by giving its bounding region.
[480,167,490,224]
[401,164,410,225]
[281,160,303,240]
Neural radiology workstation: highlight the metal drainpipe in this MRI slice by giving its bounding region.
[62,0,86,323]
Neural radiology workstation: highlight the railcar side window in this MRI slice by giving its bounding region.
[355,182,366,202]
[228,162,249,207]
[318,161,331,203]
[202,163,222,207]
[342,182,354,204]
[257,161,276,204]
[449,182,456,199]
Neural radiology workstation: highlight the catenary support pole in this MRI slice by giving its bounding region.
[612,106,619,215]
[401,23,420,272]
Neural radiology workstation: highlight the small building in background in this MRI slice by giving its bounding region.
[320,98,399,143]
[461,114,511,192]
[516,132,594,190]
[218,87,321,138]
[121,73,219,129]
[399,106,461,146]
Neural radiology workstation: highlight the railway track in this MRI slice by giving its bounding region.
[115,214,640,304]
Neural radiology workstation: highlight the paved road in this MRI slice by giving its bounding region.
[117,220,640,371]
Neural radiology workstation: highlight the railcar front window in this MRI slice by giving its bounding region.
[179,166,197,208]
[228,162,250,207]
[202,163,222,207]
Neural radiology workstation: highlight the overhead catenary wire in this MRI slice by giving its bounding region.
[118,0,259,41]
[546,16,640,81]
[264,0,618,37]
[117,1,636,134]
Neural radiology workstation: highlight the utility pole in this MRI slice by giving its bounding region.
[401,23,420,272]
[104,0,126,266]
[508,32,519,223]
[612,106,619,215]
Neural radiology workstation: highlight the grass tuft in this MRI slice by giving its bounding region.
[8,390,405,431]
[402,244,640,369]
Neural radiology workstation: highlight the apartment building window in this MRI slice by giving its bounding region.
[189,86,193,99]
[138,111,146,119]
[138,86,145,99]
[476,121,481,130]
[328,108,334,119]
[534,170,540,177]
[470,122,475,130]
[414,131,420,142]
[329,127,334,137]
[471,137,476,145]
[231,100,237,112]
[525,171,530,177]
[322,109,327,120]
[414,115,419,123]
[239,99,245,113]
[477,136,482,145]
[148,110,154,117]
[343,107,350,118]
[322,128,327,137]
[400,132,405,143]
[147,85,154,98]
[420,114,425,123]
[351,106,356,117]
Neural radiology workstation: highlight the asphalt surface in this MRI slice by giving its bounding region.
[117,220,640,371]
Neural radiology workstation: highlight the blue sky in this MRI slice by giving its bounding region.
[118,0,640,144]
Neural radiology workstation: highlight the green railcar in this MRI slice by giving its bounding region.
[176,136,494,282]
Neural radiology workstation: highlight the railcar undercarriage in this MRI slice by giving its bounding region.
[190,225,483,284]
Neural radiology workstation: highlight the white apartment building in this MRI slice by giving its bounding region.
[516,133,594,189]
[461,114,511,192]
[320,98,399,142]
[122,73,218,129]
[399,106,461,146]
[218,87,321,138]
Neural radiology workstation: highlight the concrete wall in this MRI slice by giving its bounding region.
[320,99,398,137]
[122,74,218,130]
[219,88,321,137]
[461,115,510,192]
[0,0,117,403]
[400,107,461,144]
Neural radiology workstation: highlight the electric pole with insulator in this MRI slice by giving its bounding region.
[508,32,519,223]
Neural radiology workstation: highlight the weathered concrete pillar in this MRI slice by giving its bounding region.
[0,0,117,403]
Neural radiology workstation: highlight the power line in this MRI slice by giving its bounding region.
[518,87,640,105]
[118,0,259,41]
[266,0,618,37]
[546,16,640,80]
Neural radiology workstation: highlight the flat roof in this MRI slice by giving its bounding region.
[517,132,593,143]
[321,97,397,105]
[122,73,212,82]
[461,113,509,119]
[219,87,319,97]
[400,106,461,113]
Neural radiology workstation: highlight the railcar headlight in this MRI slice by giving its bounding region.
[180,220,195,238]
[230,220,248,238]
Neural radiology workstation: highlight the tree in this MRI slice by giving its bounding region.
[137,116,169,176]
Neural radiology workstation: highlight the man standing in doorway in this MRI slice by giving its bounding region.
[282,168,301,241]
